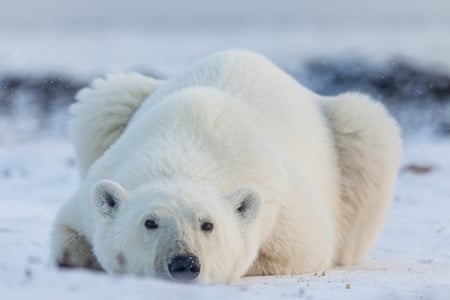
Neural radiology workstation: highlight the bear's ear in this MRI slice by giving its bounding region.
[92,180,128,218]
[226,187,262,223]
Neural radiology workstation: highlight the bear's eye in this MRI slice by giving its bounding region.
[201,222,214,232]
[144,219,158,229]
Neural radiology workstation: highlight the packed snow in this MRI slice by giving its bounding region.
[1,134,449,299]
[1,0,449,299]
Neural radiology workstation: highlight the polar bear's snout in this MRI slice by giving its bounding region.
[50,50,402,282]
[168,254,201,281]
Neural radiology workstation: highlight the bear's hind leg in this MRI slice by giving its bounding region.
[70,73,162,177]
[322,93,402,266]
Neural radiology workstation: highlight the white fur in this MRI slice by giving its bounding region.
[70,72,161,176]
[50,50,402,283]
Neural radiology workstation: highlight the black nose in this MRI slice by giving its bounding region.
[168,255,200,281]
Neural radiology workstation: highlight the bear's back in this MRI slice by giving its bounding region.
[133,50,315,124]
[130,50,339,212]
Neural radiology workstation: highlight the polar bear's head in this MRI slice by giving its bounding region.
[91,179,263,283]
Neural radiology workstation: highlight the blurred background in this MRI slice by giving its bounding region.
[1,2,450,298]
[1,0,450,141]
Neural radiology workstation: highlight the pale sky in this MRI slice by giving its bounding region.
[0,0,449,31]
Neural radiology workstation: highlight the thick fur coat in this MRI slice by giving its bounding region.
[50,50,402,283]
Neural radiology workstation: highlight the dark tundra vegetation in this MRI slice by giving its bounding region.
[1,57,449,136]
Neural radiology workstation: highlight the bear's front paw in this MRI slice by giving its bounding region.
[56,249,103,271]
[51,225,103,271]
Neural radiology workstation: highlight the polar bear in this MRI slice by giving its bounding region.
[50,50,402,283]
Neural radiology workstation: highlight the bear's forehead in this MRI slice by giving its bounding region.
[130,182,223,206]
[131,181,218,198]
[123,182,228,219]
[128,192,222,219]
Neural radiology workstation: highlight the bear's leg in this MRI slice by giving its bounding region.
[321,93,402,266]
[51,224,102,271]
[323,93,402,265]
[70,73,162,177]
[246,178,335,276]
[50,194,102,271]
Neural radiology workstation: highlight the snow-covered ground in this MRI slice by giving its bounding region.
[1,1,450,299]
[1,135,449,299]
